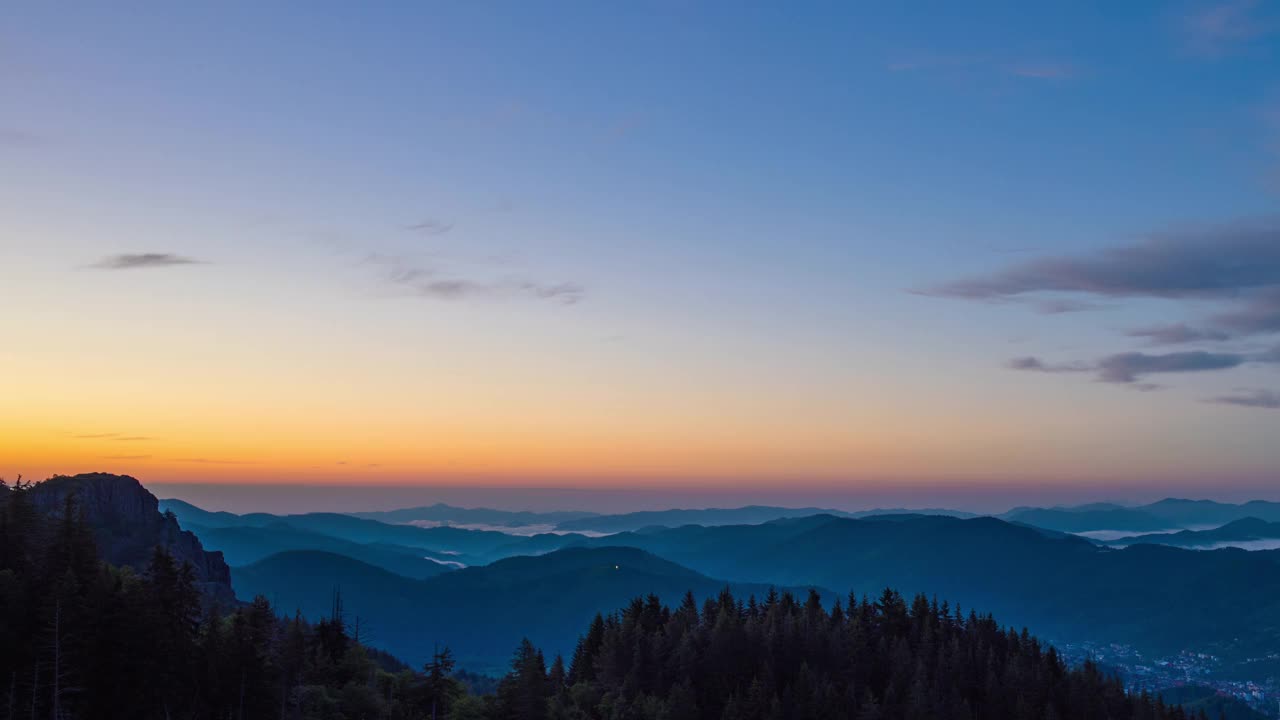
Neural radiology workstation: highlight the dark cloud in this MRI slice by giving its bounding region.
[1126,323,1231,346]
[1009,350,1254,383]
[405,219,454,235]
[92,253,204,270]
[1095,351,1246,383]
[927,221,1280,301]
[1209,389,1280,409]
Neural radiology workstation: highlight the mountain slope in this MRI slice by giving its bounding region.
[571,514,1280,656]
[233,546,810,672]
[188,522,455,578]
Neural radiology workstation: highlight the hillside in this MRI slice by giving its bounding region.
[234,546,807,672]
[188,522,456,578]
[500,585,1197,720]
[571,514,1280,656]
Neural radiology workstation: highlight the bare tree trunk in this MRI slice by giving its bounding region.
[29,665,36,720]
[237,669,245,720]
[51,602,59,720]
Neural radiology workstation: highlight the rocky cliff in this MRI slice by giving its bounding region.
[30,473,234,600]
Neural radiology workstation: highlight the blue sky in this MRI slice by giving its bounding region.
[2,1,1279,506]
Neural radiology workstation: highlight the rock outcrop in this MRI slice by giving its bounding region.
[30,473,234,600]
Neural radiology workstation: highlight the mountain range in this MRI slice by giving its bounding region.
[150,483,1280,678]
[233,546,801,672]
[1110,517,1280,550]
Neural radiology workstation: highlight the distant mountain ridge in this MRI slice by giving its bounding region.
[1111,517,1280,548]
[160,499,593,566]
[350,503,598,528]
[1000,498,1280,534]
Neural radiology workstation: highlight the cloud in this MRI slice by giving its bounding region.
[1211,287,1280,335]
[1182,0,1274,56]
[1126,323,1232,346]
[172,457,254,465]
[1006,356,1088,373]
[373,254,585,305]
[934,218,1280,393]
[72,432,153,441]
[91,253,204,270]
[405,219,454,235]
[1209,389,1280,409]
[1034,299,1105,314]
[1095,351,1246,383]
[1009,350,1262,383]
[101,454,152,460]
[927,220,1280,301]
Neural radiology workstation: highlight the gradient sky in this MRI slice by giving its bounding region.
[3,1,1279,509]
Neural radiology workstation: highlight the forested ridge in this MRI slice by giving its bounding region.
[2,476,1206,720]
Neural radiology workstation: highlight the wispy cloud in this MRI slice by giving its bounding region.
[72,432,153,441]
[1182,0,1275,56]
[172,457,254,465]
[101,454,152,460]
[405,219,454,236]
[371,254,585,305]
[91,253,204,270]
[1208,388,1280,408]
[1126,323,1232,346]
[0,128,44,148]
[1034,299,1105,315]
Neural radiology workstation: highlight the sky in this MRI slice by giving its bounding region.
[3,1,1279,511]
